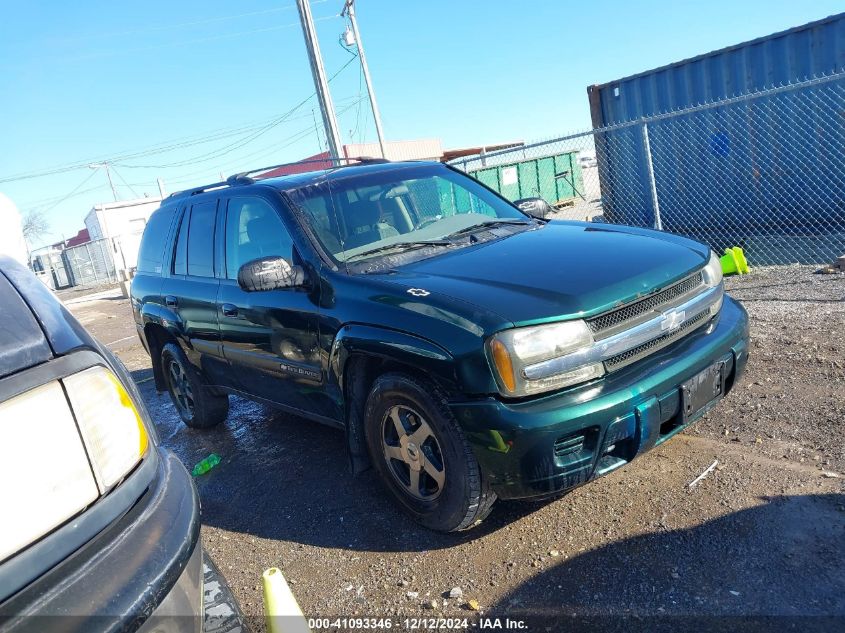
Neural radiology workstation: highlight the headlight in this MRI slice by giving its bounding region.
[64,366,149,492]
[0,365,149,562]
[702,250,723,288]
[702,250,725,315]
[487,320,604,397]
[0,382,100,562]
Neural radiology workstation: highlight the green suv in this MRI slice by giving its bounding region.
[131,160,749,532]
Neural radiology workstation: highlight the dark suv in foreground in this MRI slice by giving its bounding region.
[131,160,749,532]
[0,256,211,632]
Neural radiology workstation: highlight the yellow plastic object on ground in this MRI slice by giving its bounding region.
[262,567,310,633]
[720,246,750,276]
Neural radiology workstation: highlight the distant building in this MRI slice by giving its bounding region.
[255,138,526,179]
[85,197,162,242]
[84,197,163,271]
[257,139,446,178]
[64,228,90,248]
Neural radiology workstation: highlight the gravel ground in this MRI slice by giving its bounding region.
[67,265,845,631]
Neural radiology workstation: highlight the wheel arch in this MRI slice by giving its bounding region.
[329,324,459,475]
[143,320,181,392]
[138,300,187,392]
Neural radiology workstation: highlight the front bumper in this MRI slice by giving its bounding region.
[0,450,202,633]
[451,296,750,499]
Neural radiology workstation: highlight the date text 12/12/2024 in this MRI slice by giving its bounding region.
[308,617,528,630]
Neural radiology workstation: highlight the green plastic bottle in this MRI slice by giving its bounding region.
[191,453,221,477]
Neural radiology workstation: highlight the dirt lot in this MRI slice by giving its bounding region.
[68,266,845,630]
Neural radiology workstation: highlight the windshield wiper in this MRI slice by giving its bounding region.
[441,218,533,240]
[345,240,451,262]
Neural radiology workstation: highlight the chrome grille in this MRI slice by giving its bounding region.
[588,272,704,336]
[604,309,712,372]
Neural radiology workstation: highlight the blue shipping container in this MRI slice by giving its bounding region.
[587,13,845,264]
[588,13,845,126]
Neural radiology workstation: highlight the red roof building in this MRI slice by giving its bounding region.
[64,228,90,248]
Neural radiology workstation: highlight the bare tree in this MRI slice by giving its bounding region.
[22,209,50,245]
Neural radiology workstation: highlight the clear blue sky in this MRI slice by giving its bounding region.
[1,0,841,247]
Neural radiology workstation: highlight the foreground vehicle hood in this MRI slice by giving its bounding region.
[376,222,710,326]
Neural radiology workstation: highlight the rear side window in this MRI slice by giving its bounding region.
[172,201,218,277]
[187,202,217,277]
[136,207,175,274]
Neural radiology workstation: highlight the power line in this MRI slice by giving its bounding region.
[351,54,366,143]
[115,93,316,169]
[114,55,359,170]
[0,54,356,185]
[104,95,362,184]
[18,95,363,232]
[30,170,101,216]
[161,98,365,186]
[0,117,288,184]
[110,166,140,198]
[21,184,109,210]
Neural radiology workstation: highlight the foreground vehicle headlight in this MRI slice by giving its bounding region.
[0,365,149,562]
[0,382,101,561]
[488,320,604,397]
[64,366,149,492]
[702,250,725,315]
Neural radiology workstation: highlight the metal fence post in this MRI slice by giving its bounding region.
[84,243,100,284]
[641,121,663,231]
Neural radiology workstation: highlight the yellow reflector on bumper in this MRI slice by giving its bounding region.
[64,366,149,493]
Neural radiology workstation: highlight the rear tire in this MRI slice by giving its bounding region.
[364,372,496,532]
[161,342,229,429]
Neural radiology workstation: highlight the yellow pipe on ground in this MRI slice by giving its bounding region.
[262,567,310,633]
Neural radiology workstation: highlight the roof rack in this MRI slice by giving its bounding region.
[228,156,390,185]
[167,180,231,199]
[168,156,390,198]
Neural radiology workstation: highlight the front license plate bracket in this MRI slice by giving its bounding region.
[681,361,725,421]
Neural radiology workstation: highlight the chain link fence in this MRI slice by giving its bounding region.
[450,72,845,266]
[62,238,118,288]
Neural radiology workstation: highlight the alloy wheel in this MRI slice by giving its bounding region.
[167,359,195,417]
[381,404,446,500]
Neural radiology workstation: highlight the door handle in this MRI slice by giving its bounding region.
[165,295,178,308]
[221,303,239,318]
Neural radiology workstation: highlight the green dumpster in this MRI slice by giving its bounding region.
[469,151,583,206]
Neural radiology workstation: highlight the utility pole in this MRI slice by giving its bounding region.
[296,0,344,160]
[157,178,167,198]
[342,0,387,158]
[89,162,118,201]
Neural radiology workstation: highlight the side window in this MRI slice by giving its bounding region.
[137,206,175,274]
[186,202,217,277]
[225,197,293,279]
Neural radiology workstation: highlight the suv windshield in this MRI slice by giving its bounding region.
[286,164,528,264]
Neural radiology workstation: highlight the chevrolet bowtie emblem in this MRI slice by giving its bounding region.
[407,288,430,297]
[660,308,686,332]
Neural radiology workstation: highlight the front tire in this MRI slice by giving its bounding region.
[364,373,496,532]
[161,342,229,429]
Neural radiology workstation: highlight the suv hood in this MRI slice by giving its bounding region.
[372,222,710,326]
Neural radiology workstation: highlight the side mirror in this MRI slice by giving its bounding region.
[514,197,554,219]
[237,256,306,292]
